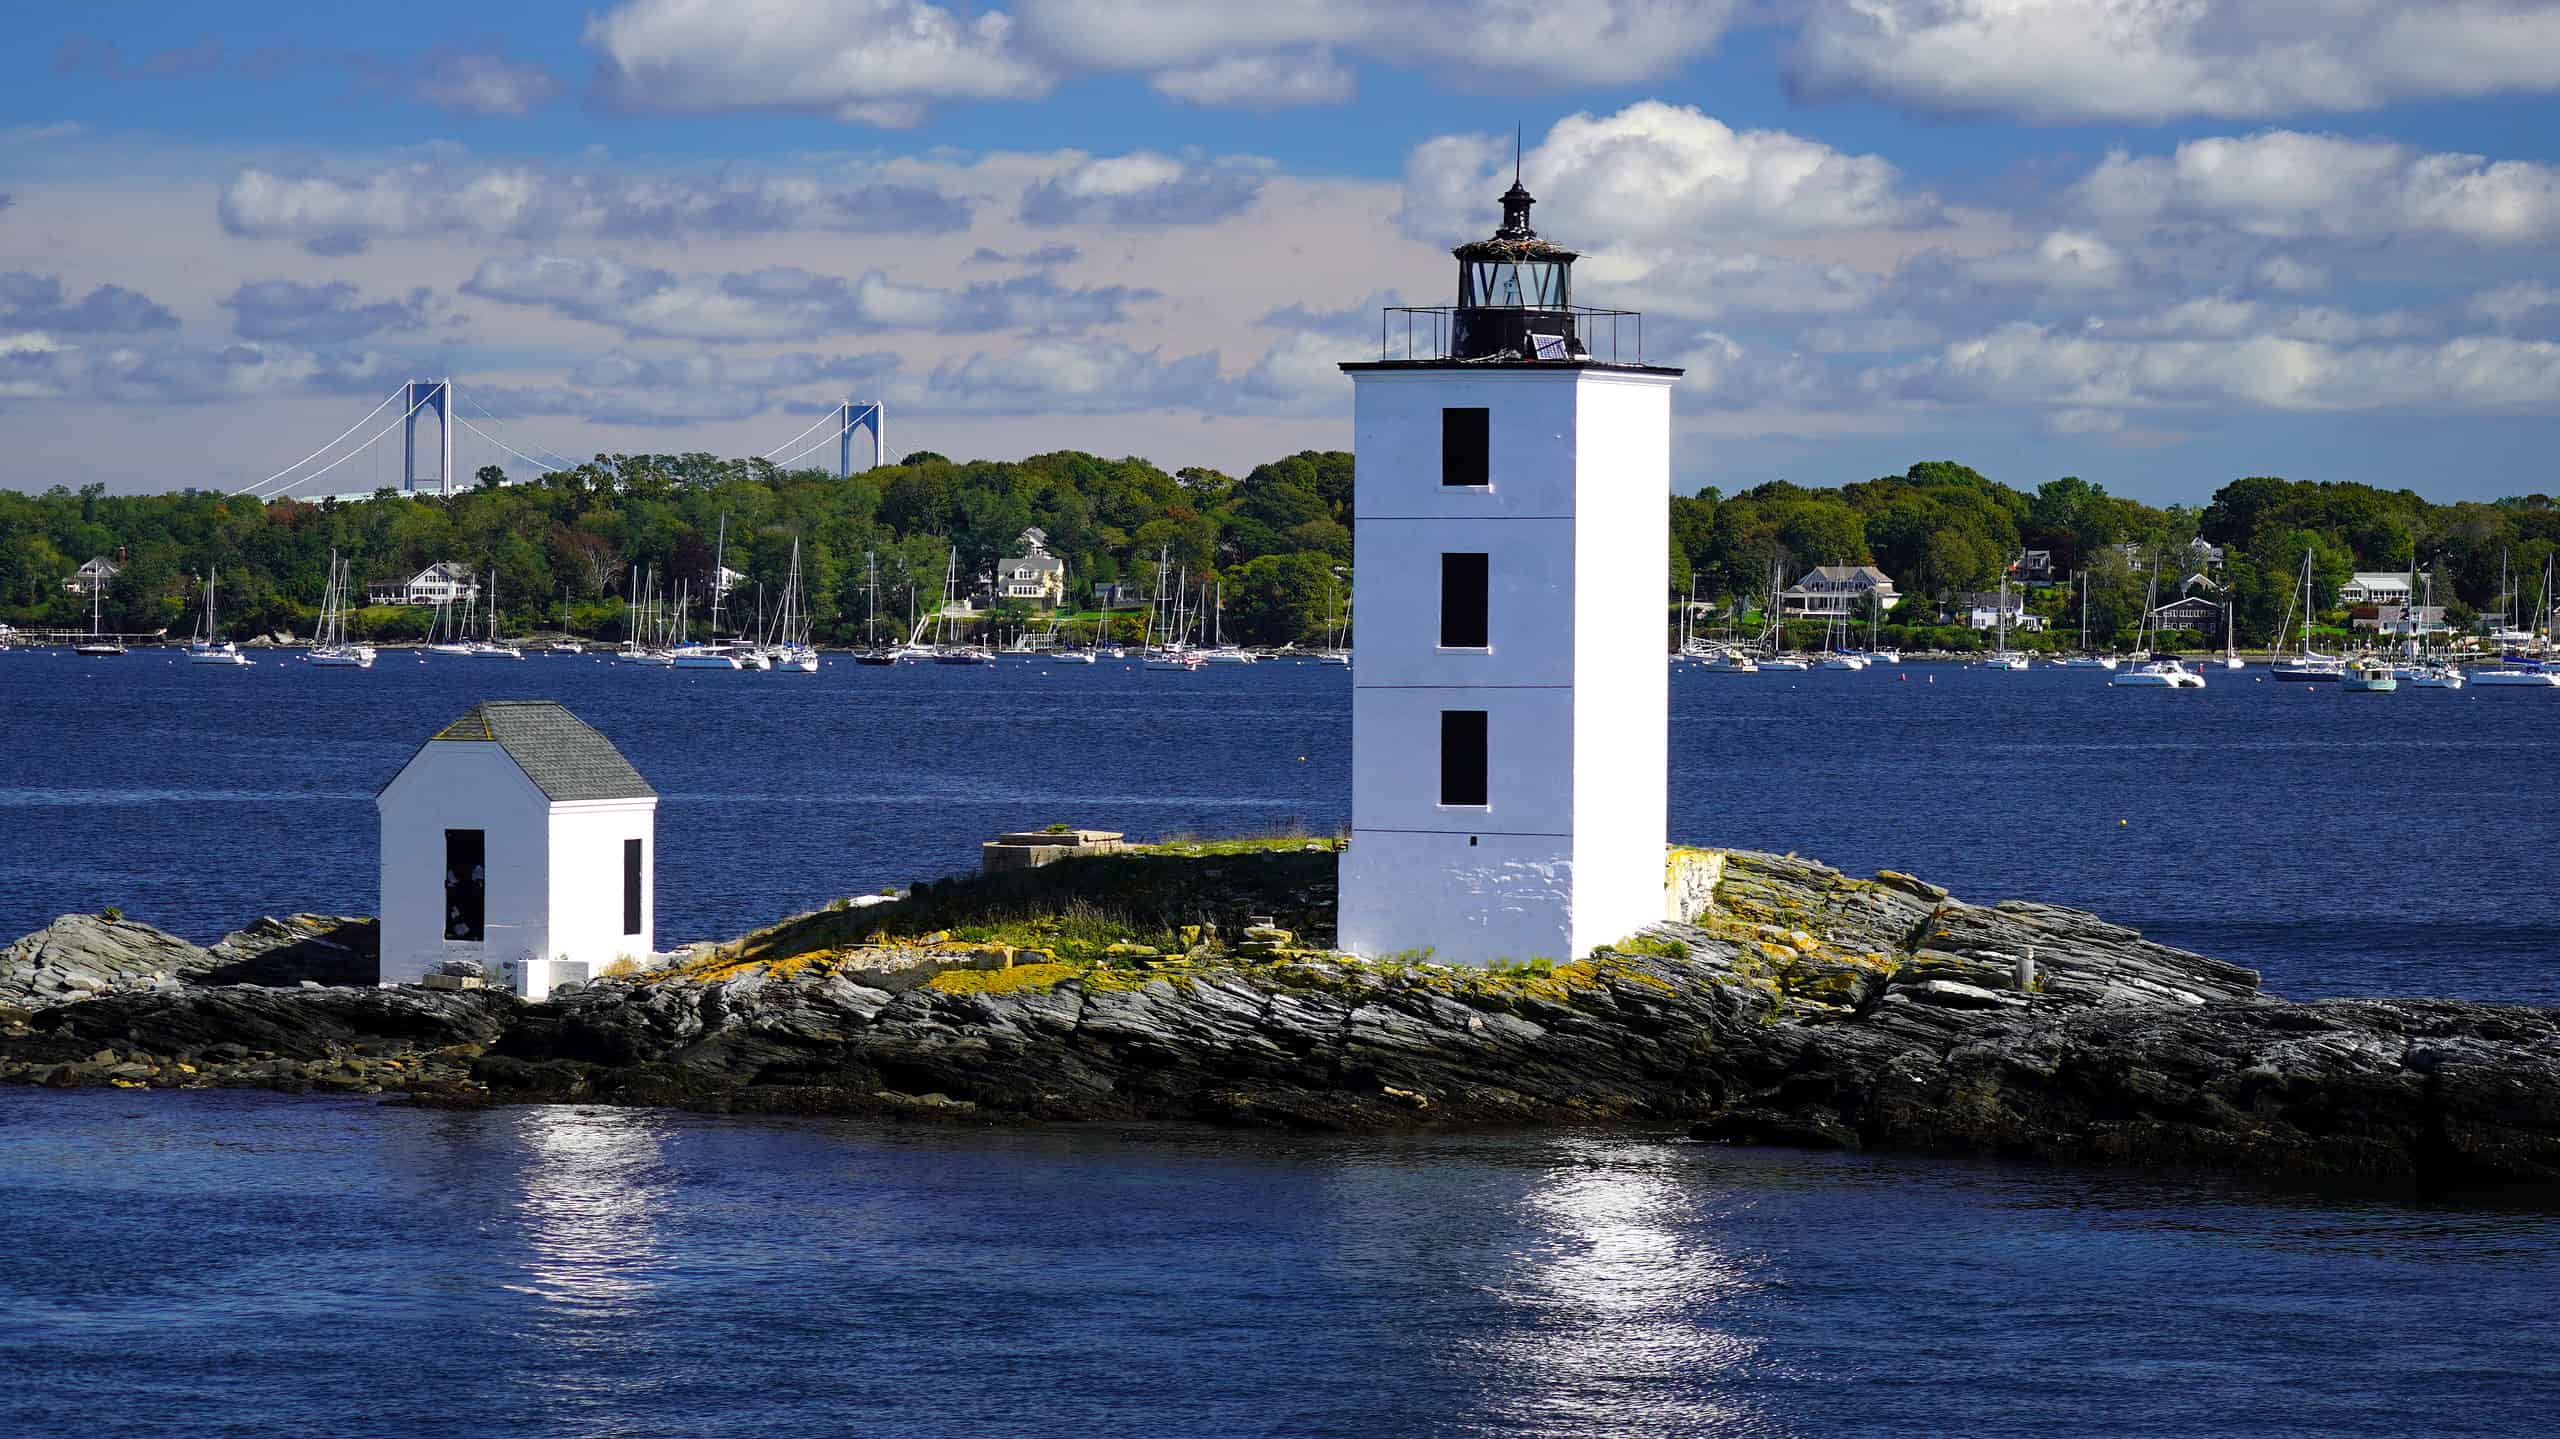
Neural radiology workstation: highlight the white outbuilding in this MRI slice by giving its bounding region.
[377,701,658,999]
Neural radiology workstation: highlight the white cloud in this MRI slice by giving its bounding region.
[1789,0,2560,124]
[898,338,1224,414]
[460,254,1150,341]
[415,49,562,116]
[0,336,415,408]
[0,272,178,333]
[219,154,973,254]
[1017,0,1743,88]
[222,280,435,343]
[576,0,1741,122]
[1402,102,1930,251]
[1150,51,1356,108]
[585,0,1053,122]
[2073,131,2560,245]
[2251,256,2328,295]
[1877,321,2560,414]
[1018,151,1270,226]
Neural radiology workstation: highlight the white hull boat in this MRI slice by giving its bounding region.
[2110,659,2206,688]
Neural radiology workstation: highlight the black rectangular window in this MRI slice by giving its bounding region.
[623,838,644,936]
[1441,552,1490,648]
[445,829,485,942]
[1442,407,1489,487]
[1440,710,1489,807]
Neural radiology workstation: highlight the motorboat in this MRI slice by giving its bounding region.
[548,639,585,654]
[2339,657,2398,692]
[1694,650,1759,674]
[2109,657,2206,688]
[2051,654,2118,670]
[2403,665,2464,690]
[2469,666,2560,687]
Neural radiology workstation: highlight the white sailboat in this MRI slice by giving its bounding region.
[425,582,474,657]
[1142,549,1204,671]
[2110,564,2205,687]
[1977,566,2030,670]
[1199,580,1256,662]
[186,567,250,665]
[2052,569,2119,668]
[927,546,992,664]
[771,539,820,672]
[305,551,376,667]
[469,568,523,658]
[2269,549,2341,681]
[72,567,124,656]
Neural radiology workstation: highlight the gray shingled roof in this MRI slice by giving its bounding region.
[427,701,656,803]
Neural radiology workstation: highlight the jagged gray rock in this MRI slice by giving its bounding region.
[4,850,2557,1188]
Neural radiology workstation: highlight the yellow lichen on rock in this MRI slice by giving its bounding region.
[925,962,1080,996]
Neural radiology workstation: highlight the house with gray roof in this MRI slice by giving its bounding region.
[375,701,657,999]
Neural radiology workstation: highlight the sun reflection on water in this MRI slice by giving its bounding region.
[1467,1141,1777,1437]
[500,1107,672,1322]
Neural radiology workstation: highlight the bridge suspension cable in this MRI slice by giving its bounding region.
[759,404,847,462]
[237,385,440,498]
[461,392,578,472]
[236,384,407,496]
[767,408,857,470]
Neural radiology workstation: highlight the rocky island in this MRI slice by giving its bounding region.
[6,841,2556,1187]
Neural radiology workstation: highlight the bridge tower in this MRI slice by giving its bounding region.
[402,378,454,496]
[840,401,886,477]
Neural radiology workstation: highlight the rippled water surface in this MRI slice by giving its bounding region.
[7,655,2560,1435]
[2,651,2554,1000]
[4,1090,2555,1439]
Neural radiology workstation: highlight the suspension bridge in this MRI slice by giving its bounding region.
[231,379,889,502]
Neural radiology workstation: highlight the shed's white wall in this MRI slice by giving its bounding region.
[1339,366,1676,965]
[544,800,657,982]
[376,744,552,993]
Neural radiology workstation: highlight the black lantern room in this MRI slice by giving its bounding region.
[1449,175,1584,362]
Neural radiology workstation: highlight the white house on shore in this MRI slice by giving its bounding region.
[1781,565,1900,618]
[369,561,480,608]
[377,701,658,1000]
[2338,572,2415,606]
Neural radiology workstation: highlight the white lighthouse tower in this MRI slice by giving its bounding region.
[1337,170,1680,966]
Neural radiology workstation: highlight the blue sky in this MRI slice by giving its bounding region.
[5,1,2560,504]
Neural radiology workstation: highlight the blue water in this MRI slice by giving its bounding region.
[3,650,2555,1001]
[3,1089,2554,1438]
[6,658,2560,1435]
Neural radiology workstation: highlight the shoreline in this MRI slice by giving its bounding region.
[6,845,2556,1190]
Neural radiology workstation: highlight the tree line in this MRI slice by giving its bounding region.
[2,451,2552,650]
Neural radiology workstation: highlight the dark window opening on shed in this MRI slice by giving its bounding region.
[445,829,485,942]
[623,838,644,936]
